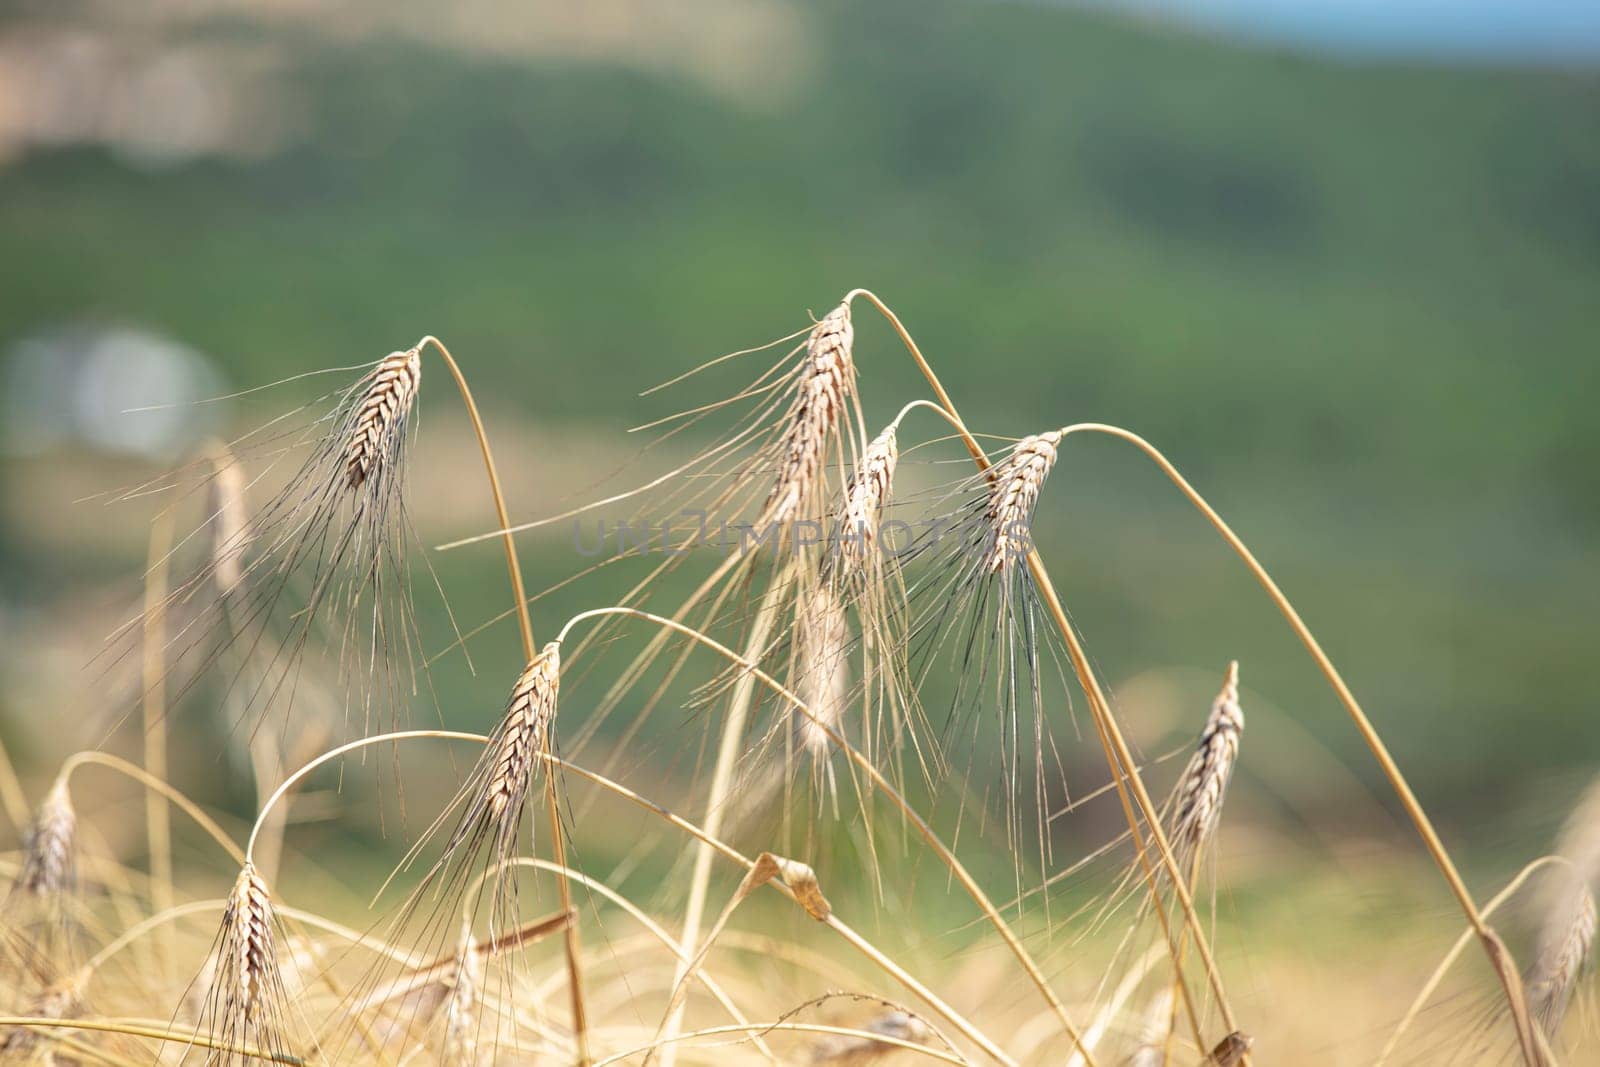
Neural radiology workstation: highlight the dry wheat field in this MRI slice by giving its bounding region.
[0,290,1594,1066]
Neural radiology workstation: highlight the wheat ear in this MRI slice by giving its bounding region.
[835,422,898,572]
[1527,887,1596,1037]
[983,430,1064,574]
[768,302,855,523]
[15,777,75,898]
[1171,661,1245,861]
[482,642,560,831]
[345,348,422,489]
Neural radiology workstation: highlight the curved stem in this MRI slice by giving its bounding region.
[495,857,779,1065]
[0,1017,302,1065]
[1377,856,1567,1066]
[542,750,1013,1066]
[848,289,1229,1045]
[58,751,246,865]
[142,504,175,980]
[592,1021,969,1067]
[418,334,590,1066]
[555,606,1090,1065]
[247,730,485,859]
[417,336,534,658]
[1062,421,1542,1064]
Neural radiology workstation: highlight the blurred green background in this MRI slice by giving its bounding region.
[1,0,1597,871]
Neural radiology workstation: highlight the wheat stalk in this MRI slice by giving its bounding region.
[767,303,856,523]
[983,430,1064,574]
[15,778,75,899]
[345,348,422,489]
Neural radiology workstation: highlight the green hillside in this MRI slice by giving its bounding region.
[2,0,1597,820]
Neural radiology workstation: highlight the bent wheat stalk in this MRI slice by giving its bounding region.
[412,334,590,1066]
[555,606,1093,1066]
[846,288,1229,1050]
[1054,420,1544,1065]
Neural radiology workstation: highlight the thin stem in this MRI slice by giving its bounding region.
[58,751,246,865]
[543,750,1014,1066]
[417,334,590,1066]
[1377,856,1566,1066]
[0,1018,302,1065]
[248,730,486,859]
[1062,421,1543,1064]
[0,732,26,830]
[142,504,175,980]
[660,564,792,1067]
[593,1021,969,1067]
[554,606,1091,1065]
[416,336,534,658]
[849,289,1230,1043]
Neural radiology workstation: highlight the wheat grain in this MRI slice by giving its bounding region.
[14,778,75,898]
[345,349,422,489]
[982,430,1063,574]
[836,423,898,573]
[768,303,855,524]
[1171,661,1245,861]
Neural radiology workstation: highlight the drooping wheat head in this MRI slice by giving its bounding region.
[13,779,75,901]
[834,423,898,577]
[982,430,1064,575]
[1527,886,1596,1038]
[345,348,422,491]
[767,302,857,525]
[1170,661,1246,865]
[202,861,294,1064]
[386,642,563,963]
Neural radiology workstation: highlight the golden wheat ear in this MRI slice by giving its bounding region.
[344,348,422,490]
[369,642,563,992]
[199,861,299,1066]
[1526,774,1600,1041]
[1169,661,1246,868]
[1,777,80,977]
[106,346,457,752]
[12,778,76,901]
[766,301,858,524]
